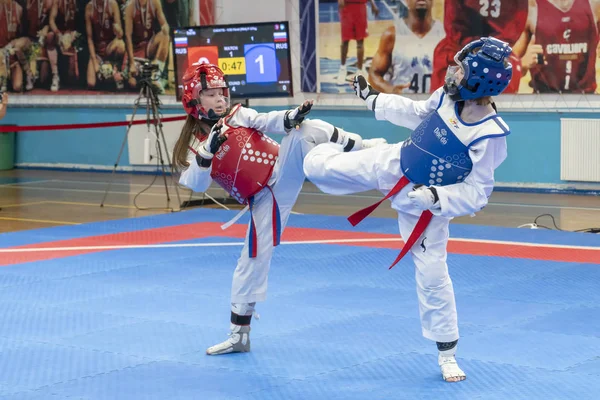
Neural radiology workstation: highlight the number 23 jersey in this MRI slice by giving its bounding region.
[443,0,528,46]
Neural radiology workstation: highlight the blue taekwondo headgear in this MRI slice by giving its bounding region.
[443,37,513,101]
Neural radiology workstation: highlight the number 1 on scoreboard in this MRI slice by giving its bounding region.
[255,54,264,74]
[244,43,277,83]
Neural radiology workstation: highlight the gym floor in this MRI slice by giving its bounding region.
[2,168,599,233]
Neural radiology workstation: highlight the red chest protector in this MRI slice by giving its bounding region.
[210,126,280,204]
[210,124,282,260]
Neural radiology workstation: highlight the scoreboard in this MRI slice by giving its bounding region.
[172,22,293,100]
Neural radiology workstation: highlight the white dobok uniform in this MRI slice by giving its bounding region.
[179,106,349,304]
[303,88,510,343]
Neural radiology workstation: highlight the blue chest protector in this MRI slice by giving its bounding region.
[400,94,510,186]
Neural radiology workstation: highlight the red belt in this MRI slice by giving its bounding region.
[347,176,433,269]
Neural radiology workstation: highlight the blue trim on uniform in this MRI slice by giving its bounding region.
[436,92,445,110]
[493,117,509,133]
[248,196,256,258]
[274,203,281,246]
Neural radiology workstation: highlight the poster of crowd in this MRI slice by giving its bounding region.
[317,0,600,95]
[0,0,195,95]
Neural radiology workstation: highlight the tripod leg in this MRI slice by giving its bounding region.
[100,86,147,207]
[149,88,183,211]
[147,90,171,203]
[157,114,183,209]
[155,138,171,202]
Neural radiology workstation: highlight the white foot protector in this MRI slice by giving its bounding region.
[206,328,250,355]
[439,353,466,382]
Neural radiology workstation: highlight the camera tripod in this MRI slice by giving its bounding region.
[100,75,182,211]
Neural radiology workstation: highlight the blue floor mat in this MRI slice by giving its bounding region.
[0,210,599,399]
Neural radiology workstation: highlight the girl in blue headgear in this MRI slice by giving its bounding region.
[304,36,513,382]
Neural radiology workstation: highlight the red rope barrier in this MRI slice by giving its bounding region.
[0,115,187,133]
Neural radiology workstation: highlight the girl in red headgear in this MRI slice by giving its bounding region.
[172,63,386,356]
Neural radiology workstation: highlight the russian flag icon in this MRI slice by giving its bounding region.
[273,31,287,42]
[174,37,188,47]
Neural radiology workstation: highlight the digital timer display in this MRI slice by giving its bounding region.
[172,21,293,100]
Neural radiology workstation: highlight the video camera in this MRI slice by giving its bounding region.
[140,62,159,81]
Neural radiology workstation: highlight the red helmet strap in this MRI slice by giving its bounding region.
[186,98,199,108]
[200,71,208,90]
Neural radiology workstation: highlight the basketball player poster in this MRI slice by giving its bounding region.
[0,0,196,96]
[316,0,600,95]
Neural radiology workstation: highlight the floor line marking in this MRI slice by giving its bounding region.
[0,185,190,198]
[4,182,599,211]
[1,237,598,253]
[0,179,55,187]
[0,217,80,225]
[0,201,48,208]
[45,201,143,209]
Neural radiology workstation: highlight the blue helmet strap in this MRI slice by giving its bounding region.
[481,37,510,62]
[455,39,484,94]
[459,60,477,91]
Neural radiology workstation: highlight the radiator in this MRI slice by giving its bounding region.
[560,118,600,182]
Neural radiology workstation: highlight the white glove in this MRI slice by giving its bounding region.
[407,185,438,211]
[352,75,379,110]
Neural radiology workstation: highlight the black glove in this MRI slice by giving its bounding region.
[352,75,379,111]
[284,100,314,131]
[195,120,227,168]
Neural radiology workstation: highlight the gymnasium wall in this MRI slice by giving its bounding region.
[0,105,590,188]
[2,0,600,192]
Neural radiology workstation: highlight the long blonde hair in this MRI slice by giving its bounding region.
[172,115,210,171]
